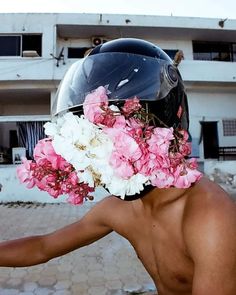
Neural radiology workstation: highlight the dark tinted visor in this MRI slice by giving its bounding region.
[52,52,178,116]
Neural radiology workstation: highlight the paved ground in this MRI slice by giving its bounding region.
[0,202,156,295]
[0,186,235,295]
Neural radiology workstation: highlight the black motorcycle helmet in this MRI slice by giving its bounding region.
[52,38,189,131]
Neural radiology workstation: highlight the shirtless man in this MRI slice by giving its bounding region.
[1,177,236,294]
[1,38,236,295]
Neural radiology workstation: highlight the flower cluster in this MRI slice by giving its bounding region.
[17,86,202,204]
[16,138,94,205]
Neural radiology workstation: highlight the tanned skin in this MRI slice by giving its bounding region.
[0,177,236,295]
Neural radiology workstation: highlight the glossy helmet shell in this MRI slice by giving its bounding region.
[53,38,189,130]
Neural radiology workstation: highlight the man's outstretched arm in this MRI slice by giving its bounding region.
[0,198,113,267]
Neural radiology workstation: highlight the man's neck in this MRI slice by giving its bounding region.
[141,186,190,210]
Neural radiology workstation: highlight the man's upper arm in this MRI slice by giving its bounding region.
[42,197,115,259]
[184,197,236,295]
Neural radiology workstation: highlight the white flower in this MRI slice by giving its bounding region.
[47,112,115,187]
[44,115,67,137]
[106,173,149,199]
[44,122,58,136]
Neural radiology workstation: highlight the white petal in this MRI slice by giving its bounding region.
[44,122,58,136]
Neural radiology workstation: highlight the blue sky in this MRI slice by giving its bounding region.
[1,0,236,19]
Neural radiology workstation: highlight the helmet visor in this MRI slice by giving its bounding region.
[52,52,178,116]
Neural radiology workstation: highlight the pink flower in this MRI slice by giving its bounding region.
[83,86,108,123]
[127,117,145,130]
[67,183,94,205]
[105,128,142,162]
[173,159,202,188]
[104,126,144,179]
[34,138,66,170]
[147,127,174,155]
[134,147,150,175]
[67,193,84,205]
[136,152,170,176]
[169,151,184,167]
[186,157,199,169]
[126,118,145,143]
[178,129,189,141]
[60,171,78,193]
[16,158,36,189]
[178,142,192,157]
[109,151,134,179]
[95,109,117,127]
[122,97,142,116]
[150,169,175,188]
[113,115,126,129]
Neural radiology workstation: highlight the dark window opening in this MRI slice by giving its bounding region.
[9,130,19,148]
[163,49,179,60]
[22,34,42,56]
[201,121,219,159]
[193,41,236,62]
[0,36,21,56]
[68,47,91,58]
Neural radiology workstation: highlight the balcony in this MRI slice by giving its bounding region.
[0,57,74,82]
[179,60,236,84]
[1,55,236,87]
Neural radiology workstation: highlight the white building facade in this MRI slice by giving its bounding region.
[0,13,236,202]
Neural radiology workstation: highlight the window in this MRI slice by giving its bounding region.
[22,35,42,56]
[163,49,179,60]
[193,41,236,62]
[223,119,236,136]
[0,36,21,56]
[68,47,91,58]
[0,34,42,57]
[0,121,47,164]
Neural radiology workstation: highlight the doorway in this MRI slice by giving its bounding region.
[201,121,219,159]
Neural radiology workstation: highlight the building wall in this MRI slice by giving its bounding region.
[188,90,236,144]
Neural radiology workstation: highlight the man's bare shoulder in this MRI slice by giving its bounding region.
[89,196,133,227]
[184,176,236,217]
[94,195,131,211]
[183,176,236,251]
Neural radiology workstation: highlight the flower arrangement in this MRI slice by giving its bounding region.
[17,86,202,205]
